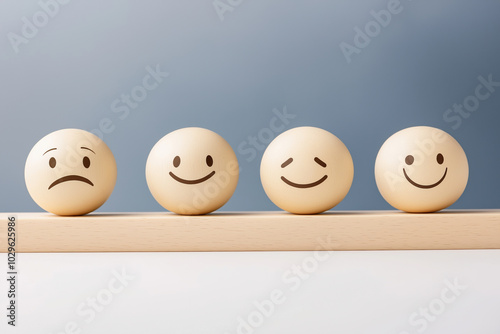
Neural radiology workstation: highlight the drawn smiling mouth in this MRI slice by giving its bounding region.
[48,175,94,190]
[281,175,328,188]
[403,168,448,189]
[169,171,216,185]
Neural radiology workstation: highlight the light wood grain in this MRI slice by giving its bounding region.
[1,211,500,252]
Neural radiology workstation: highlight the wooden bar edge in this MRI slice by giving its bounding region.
[1,210,500,252]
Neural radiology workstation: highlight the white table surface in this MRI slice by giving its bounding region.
[2,250,500,334]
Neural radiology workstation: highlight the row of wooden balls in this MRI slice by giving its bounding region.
[24,126,468,216]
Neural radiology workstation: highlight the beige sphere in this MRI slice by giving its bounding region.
[260,126,354,214]
[375,126,468,213]
[146,127,239,215]
[25,129,117,216]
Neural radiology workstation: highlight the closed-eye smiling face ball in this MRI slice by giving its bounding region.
[260,127,354,214]
[145,127,239,215]
[25,129,117,216]
[374,126,468,213]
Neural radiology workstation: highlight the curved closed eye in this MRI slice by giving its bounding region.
[281,158,293,168]
[314,157,326,168]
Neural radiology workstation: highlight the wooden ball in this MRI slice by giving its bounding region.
[25,129,117,215]
[146,127,239,215]
[260,126,353,214]
[375,126,468,212]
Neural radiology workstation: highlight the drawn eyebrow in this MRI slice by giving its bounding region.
[314,157,327,168]
[281,158,293,168]
[81,147,96,154]
[43,148,57,155]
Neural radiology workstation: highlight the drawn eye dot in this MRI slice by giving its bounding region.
[405,155,414,165]
[49,157,56,168]
[173,156,181,168]
[83,156,91,168]
[206,155,213,167]
[437,153,444,164]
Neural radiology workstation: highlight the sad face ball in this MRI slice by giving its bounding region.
[375,126,468,212]
[260,127,354,214]
[25,129,117,216]
[146,127,239,215]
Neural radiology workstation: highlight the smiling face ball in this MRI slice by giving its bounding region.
[25,129,117,216]
[145,127,239,215]
[375,126,468,212]
[260,127,354,214]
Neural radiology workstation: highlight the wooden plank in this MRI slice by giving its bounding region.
[1,211,500,252]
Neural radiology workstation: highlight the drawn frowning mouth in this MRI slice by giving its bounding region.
[48,175,94,190]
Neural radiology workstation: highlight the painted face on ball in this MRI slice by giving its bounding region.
[169,154,215,185]
[260,127,354,214]
[45,146,95,190]
[25,129,117,216]
[146,127,239,215]
[402,152,447,189]
[374,126,469,213]
[280,156,329,189]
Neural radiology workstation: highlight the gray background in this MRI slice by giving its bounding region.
[1,0,499,213]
